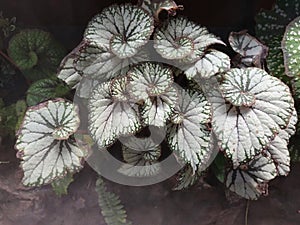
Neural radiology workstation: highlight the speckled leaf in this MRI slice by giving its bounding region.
[15,99,85,187]
[141,86,178,127]
[84,4,153,58]
[118,136,161,177]
[213,68,294,167]
[226,155,277,200]
[154,17,224,62]
[167,89,212,172]
[88,77,141,148]
[255,0,300,77]
[256,1,300,41]
[282,16,300,77]
[266,35,286,77]
[184,50,230,79]
[127,62,173,101]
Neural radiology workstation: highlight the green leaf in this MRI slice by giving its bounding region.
[211,153,227,184]
[282,16,300,77]
[8,29,66,81]
[51,173,74,197]
[96,177,132,225]
[0,56,15,89]
[266,35,286,78]
[0,12,17,37]
[26,78,70,106]
[15,100,27,132]
[290,147,300,162]
[0,99,26,137]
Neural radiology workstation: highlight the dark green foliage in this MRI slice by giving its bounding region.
[51,173,74,197]
[211,153,227,183]
[255,0,300,78]
[0,11,16,50]
[0,56,15,88]
[8,29,66,81]
[26,78,70,106]
[0,99,26,137]
[95,177,132,225]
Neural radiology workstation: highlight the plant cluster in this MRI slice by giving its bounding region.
[1,0,300,224]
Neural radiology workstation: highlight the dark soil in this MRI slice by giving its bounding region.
[1,138,300,225]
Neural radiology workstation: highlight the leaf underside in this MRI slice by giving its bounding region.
[226,155,277,200]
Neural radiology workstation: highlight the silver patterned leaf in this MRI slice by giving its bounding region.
[76,77,100,99]
[283,108,298,140]
[154,17,224,62]
[57,56,82,89]
[220,68,257,107]
[118,136,161,177]
[167,89,212,172]
[213,68,294,167]
[229,31,268,68]
[226,155,277,200]
[282,16,300,77]
[75,42,149,81]
[84,4,154,58]
[172,165,202,191]
[57,43,85,89]
[88,77,141,148]
[266,108,297,176]
[15,99,86,186]
[141,86,178,127]
[127,62,174,101]
[184,50,230,79]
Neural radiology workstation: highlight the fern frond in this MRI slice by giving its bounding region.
[95,177,132,225]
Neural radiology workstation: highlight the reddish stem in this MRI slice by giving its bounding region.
[0,49,19,70]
